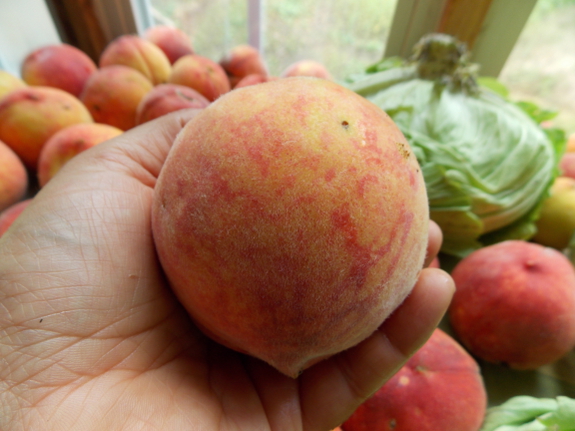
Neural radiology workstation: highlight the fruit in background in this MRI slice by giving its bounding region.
[0,86,93,169]
[144,25,194,65]
[0,70,27,100]
[37,123,123,186]
[168,54,230,102]
[136,83,210,125]
[0,140,28,212]
[449,240,575,370]
[234,73,279,89]
[21,44,97,98]
[559,152,575,180]
[219,44,268,88]
[0,198,32,237]
[532,176,575,249]
[342,329,487,431]
[81,65,153,131]
[565,132,575,153]
[99,34,172,86]
[152,77,429,378]
[281,60,332,80]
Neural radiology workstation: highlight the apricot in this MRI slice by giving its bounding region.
[0,70,27,100]
[136,83,209,125]
[342,329,487,431]
[21,44,97,97]
[144,25,194,64]
[37,123,123,186]
[168,54,230,102]
[281,60,333,80]
[152,77,429,377]
[0,198,32,237]
[0,140,28,212]
[449,240,575,369]
[0,86,93,169]
[99,35,172,85]
[220,44,268,87]
[81,65,153,131]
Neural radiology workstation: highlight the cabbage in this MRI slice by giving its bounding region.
[347,34,566,257]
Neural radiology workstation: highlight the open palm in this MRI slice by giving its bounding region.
[0,109,453,431]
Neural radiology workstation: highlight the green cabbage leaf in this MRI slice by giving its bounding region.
[347,34,565,257]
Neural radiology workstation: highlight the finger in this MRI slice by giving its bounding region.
[424,220,442,268]
[299,267,454,431]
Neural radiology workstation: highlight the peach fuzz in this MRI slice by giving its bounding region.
[0,198,32,237]
[342,329,487,431]
[136,83,210,125]
[0,140,28,212]
[152,77,429,378]
[220,44,268,88]
[0,86,93,169]
[449,240,575,370]
[99,34,172,85]
[37,123,123,186]
[81,65,153,131]
[168,55,230,102]
[0,70,27,100]
[234,74,279,89]
[281,60,333,80]
[21,44,97,98]
[144,25,194,64]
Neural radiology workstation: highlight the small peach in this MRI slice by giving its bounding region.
[0,139,28,212]
[169,55,230,102]
[144,25,195,64]
[220,44,268,87]
[281,60,332,80]
[0,70,27,100]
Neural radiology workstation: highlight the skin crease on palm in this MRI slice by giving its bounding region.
[0,109,454,431]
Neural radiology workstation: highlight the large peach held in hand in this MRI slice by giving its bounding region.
[448,240,575,369]
[37,123,123,186]
[21,43,97,97]
[0,86,93,169]
[342,329,487,431]
[152,77,429,378]
[0,140,28,212]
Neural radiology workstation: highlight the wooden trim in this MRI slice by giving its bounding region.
[436,0,495,50]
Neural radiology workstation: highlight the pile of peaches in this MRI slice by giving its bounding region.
[2,25,575,431]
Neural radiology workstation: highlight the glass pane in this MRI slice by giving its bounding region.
[498,0,575,134]
[149,0,249,62]
[147,0,397,82]
[262,0,397,80]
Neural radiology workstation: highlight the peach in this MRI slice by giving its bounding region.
[342,329,487,431]
[565,132,575,153]
[144,25,194,64]
[136,83,209,125]
[0,198,32,237]
[220,44,268,88]
[37,123,123,186]
[281,60,332,80]
[152,77,429,378]
[81,65,153,131]
[532,176,575,249]
[234,74,279,89]
[21,44,97,98]
[559,152,575,180]
[0,70,27,100]
[449,240,575,369]
[168,54,231,102]
[99,34,172,85]
[0,140,28,212]
[0,86,93,169]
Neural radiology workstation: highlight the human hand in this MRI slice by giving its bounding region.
[0,109,454,431]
